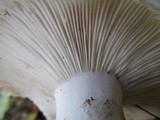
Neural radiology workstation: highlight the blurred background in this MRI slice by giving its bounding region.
[0,94,46,120]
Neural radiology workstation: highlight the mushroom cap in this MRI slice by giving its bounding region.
[1,0,160,119]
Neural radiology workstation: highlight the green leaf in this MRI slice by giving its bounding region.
[0,94,11,120]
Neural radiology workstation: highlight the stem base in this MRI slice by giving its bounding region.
[54,72,124,120]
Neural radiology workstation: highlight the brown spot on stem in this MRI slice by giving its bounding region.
[91,97,94,101]
[84,99,91,105]
[104,99,109,105]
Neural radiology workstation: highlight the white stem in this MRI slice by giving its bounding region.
[54,72,124,120]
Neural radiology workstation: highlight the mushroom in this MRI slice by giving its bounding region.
[1,0,160,120]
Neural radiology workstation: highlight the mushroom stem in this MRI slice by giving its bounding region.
[54,72,124,120]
